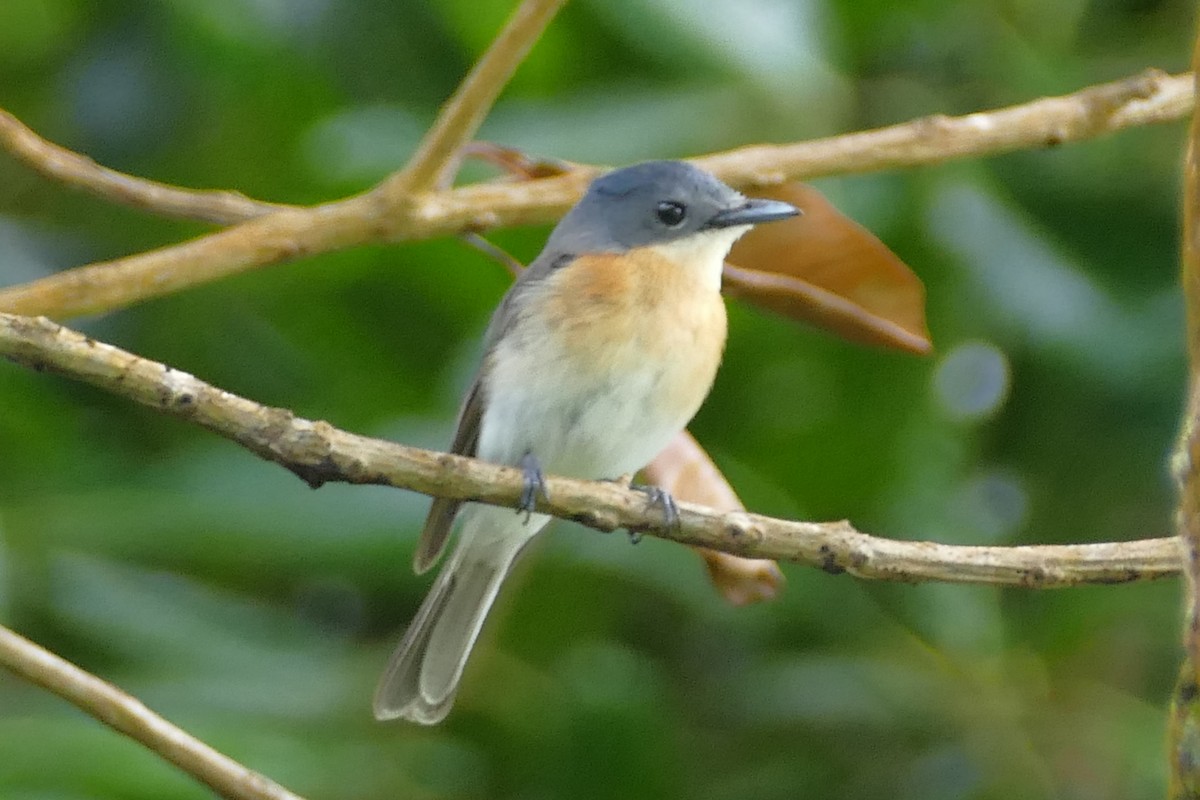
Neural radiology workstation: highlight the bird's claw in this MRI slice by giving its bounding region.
[630,483,680,543]
[517,451,548,522]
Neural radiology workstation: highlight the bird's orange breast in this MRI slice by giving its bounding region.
[538,248,728,418]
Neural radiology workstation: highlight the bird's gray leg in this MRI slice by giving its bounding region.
[517,450,548,522]
[628,483,680,543]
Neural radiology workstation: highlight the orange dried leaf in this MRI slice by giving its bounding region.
[695,548,785,607]
[645,432,784,606]
[461,142,576,180]
[726,183,931,355]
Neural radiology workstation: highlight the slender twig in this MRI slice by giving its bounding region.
[0,110,290,224]
[696,68,1190,188]
[1170,388,1200,799]
[0,312,1181,588]
[0,70,1189,321]
[1182,78,1200,666]
[382,0,569,195]
[462,233,526,277]
[0,625,305,800]
[1169,59,1200,794]
[0,196,384,319]
[721,263,930,355]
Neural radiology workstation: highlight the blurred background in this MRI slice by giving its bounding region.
[0,0,1193,798]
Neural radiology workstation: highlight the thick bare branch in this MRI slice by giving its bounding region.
[0,70,1189,321]
[0,312,1181,588]
[0,625,305,800]
[0,110,289,224]
[383,0,569,195]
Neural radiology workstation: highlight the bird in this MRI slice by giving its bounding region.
[373,160,799,724]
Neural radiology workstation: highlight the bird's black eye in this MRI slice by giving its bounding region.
[656,201,687,227]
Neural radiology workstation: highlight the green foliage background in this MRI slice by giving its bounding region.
[0,0,1194,797]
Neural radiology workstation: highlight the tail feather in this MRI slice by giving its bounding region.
[373,506,546,724]
[419,555,502,705]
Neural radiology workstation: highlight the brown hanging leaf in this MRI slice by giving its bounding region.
[461,142,578,181]
[644,432,785,606]
[725,183,931,354]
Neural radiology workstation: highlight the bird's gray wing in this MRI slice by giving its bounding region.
[411,249,575,575]
[412,376,485,574]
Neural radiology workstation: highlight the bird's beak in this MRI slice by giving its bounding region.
[705,198,800,229]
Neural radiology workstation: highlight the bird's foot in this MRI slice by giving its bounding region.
[629,483,680,544]
[517,451,548,522]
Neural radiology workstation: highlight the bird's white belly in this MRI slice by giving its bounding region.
[477,334,696,479]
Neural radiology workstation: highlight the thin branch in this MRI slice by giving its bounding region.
[0,312,1182,588]
[1171,386,1200,800]
[721,262,931,355]
[0,625,305,800]
[462,232,526,277]
[1169,57,1200,795]
[0,110,290,225]
[1183,78,1200,659]
[697,68,1191,187]
[0,70,1190,321]
[382,0,569,195]
[0,196,384,319]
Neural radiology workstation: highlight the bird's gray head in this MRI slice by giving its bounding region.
[546,161,798,254]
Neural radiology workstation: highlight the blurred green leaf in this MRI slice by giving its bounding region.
[0,0,79,66]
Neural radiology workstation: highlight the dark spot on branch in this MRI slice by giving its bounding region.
[819,544,845,575]
[466,212,500,233]
[570,510,619,533]
[287,455,343,489]
[435,452,461,473]
[1022,566,1048,586]
[1178,680,1199,704]
[289,466,326,489]
[1092,569,1142,585]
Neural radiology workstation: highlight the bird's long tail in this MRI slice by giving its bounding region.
[373,505,547,724]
